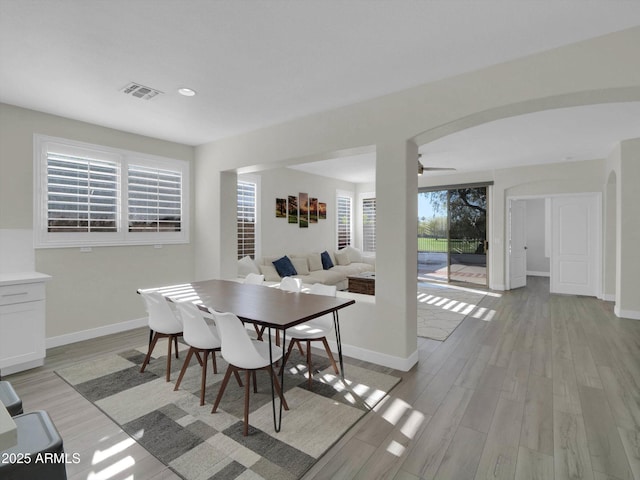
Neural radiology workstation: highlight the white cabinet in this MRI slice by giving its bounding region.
[0,273,50,376]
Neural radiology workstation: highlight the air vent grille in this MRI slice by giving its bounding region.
[121,82,162,100]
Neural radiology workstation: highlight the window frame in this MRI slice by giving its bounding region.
[237,176,259,259]
[362,195,376,253]
[336,190,353,250]
[34,134,190,248]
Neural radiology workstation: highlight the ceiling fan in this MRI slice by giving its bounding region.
[417,153,457,175]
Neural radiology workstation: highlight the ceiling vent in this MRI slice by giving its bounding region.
[121,82,162,100]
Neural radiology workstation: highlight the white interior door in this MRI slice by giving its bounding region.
[509,199,527,289]
[550,194,600,296]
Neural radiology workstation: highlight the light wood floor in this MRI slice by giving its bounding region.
[5,277,640,480]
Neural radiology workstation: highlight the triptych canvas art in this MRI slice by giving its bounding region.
[276,193,326,227]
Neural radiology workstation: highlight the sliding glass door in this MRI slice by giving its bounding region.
[418,185,488,286]
[448,187,487,285]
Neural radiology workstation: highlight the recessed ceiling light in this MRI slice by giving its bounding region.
[178,87,196,97]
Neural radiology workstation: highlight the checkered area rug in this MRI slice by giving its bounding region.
[56,343,399,480]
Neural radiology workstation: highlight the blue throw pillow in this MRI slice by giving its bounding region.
[321,251,334,270]
[272,256,297,277]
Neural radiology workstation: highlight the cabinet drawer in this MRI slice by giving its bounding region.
[0,283,45,306]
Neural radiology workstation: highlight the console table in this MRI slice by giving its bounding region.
[348,271,375,295]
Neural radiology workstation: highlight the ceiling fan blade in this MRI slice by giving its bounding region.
[423,167,457,171]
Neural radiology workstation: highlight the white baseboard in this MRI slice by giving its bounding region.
[326,339,418,372]
[614,306,640,320]
[267,329,419,371]
[46,317,148,349]
[1,359,44,376]
[527,271,550,277]
[602,293,615,302]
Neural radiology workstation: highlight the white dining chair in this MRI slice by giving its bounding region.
[139,291,183,382]
[255,276,302,345]
[211,311,289,436]
[279,276,302,292]
[244,273,268,339]
[173,302,233,406]
[244,273,264,285]
[281,283,339,388]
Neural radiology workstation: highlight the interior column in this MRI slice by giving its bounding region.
[616,138,640,319]
[375,140,418,367]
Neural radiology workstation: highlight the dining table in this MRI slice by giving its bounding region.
[139,279,355,432]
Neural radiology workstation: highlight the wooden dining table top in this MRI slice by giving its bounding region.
[142,279,355,330]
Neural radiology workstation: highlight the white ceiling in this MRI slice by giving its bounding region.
[1,1,639,180]
[291,102,640,184]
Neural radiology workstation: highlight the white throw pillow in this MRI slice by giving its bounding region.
[238,255,260,277]
[259,264,281,282]
[291,256,310,275]
[335,251,350,266]
[308,253,323,271]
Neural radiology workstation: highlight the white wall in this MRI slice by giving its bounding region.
[525,199,550,276]
[253,168,356,258]
[606,138,640,319]
[0,104,196,341]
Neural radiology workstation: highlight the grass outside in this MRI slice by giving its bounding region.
[418,237,482,254]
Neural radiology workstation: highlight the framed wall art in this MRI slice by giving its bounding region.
[288,195,298,224]
[299,192,309,228]
[310,197,318,223]
[319,202,327,220]
[276,198,287,217]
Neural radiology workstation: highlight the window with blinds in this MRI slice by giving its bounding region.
[337,195,352,249]
[46,153,118,233]
[34,135,189,248]
[128,165,182,232]
[237,180,256,259]
[362,197,376,252]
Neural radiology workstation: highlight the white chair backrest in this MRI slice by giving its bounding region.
[309,283,337,297]
[140,291,182,334]
[279,276,302,292]
[308,283,337,329]
[244,273,265,285]
[213,311,270,369]
[176,302,220,350]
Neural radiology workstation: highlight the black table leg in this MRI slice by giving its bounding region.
[333,311,345,380]
[267,326,286,432]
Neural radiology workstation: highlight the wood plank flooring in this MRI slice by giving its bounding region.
[304,277,639,480]
[4,277,639,480]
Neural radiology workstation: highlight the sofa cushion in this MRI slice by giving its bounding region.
[238,255,260,277]
[291,256,310,275]
[306,269,346,286]
[337,245,363,263]
[308,253,323,271]
[332,262,374,276]
[272,255,297,277]
[335,250,350,266]
[259,264,281,282]
[321,251,334,270]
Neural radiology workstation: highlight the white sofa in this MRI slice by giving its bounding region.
[238,246,374,291]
